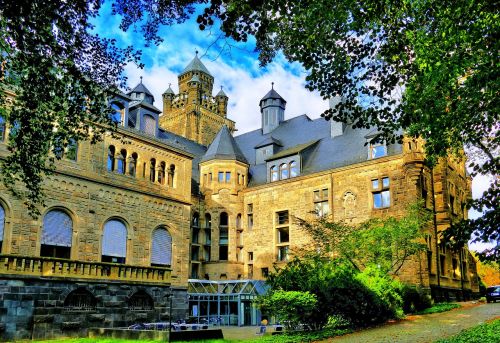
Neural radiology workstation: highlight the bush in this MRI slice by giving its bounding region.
[415,302,460,315]
[399,284,432,313]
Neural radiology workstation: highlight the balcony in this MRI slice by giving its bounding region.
[0,255,171,285]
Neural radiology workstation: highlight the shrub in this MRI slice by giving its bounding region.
[399,284,433,313]
[415,302,460,315]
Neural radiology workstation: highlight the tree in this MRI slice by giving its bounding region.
[0,0,194,215]
[196,0,499,260]
[1,1,498,259]
[295,202,430,275]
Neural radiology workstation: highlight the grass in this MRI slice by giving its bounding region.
[434,319,500,343]
[415,302,461,315]
[33,339,227,343]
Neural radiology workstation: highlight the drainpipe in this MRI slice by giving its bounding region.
[430,167,441,298]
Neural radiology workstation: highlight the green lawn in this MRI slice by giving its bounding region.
[434,319,500,343]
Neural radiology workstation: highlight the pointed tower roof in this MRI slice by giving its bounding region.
[201,125,248,164]
[162,83,175,95]
[181,52,212,77]
[128,77,154,97]
[260,83,286,106]
[216,86,227,97]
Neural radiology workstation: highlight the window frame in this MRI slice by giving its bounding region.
[372,177,391,209]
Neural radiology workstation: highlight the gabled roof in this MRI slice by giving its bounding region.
[201,125,248,164]
[266,140,318,161]
[181,54,212,77]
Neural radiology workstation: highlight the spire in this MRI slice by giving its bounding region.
[128,78,155,105]
[181,52,212,77]
[163,83,175,95]
[216,85,227,97]
[259,83,286,106]
[201,125,248,164]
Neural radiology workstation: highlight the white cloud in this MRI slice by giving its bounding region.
[125,51,328,135]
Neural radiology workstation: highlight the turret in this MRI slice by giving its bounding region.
[216,86,228,117]
[260,83,286,134]
[162,84,175,113]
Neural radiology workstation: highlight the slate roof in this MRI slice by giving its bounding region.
[266,140,318,161]
[128,81,154,97]
[216,87,228,97]
[181,55,212,77]
[129,100,161,113]
[163,86,175,95]
[260,88,286,105]
[234,115,403,186]
[201,125,248,164]
[254,136,282,149]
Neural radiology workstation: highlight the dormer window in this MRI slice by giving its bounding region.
[369,141,387,159]
[279,163,289,179]
[270,165,278,181]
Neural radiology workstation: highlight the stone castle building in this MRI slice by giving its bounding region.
[0,54,479,340]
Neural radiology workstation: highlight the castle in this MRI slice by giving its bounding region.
[0,54,479,340]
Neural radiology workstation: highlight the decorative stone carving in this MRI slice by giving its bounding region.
[343,191,357,219]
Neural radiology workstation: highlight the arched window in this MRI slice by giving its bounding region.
[290,161,298,178]
[0,205,5,252]
[236,214,242,229]
[158,162,166,185]
[219,212,228,226]
[143,114,156,136]
[150,158,156,183]
[107,146,115,171]
[128,153,138,177]
[102,219,127,263]
[64,288,96,311]
[65,138,78,161]
[270,165,278,181]
[129,290,154,311]
[41,209,73,259]
[117,149,127,174]
[279,163,289,180]
[151,227,172,266]
[168,164,175,187]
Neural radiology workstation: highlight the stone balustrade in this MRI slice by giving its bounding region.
[0,254,171,284]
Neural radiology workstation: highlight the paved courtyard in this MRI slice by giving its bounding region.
[219,302,500,342]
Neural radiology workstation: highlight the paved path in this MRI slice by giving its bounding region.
[220,302,500,342]
[330,302,500,343]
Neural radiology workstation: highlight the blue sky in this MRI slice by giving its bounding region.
[92,3,328,134]
[92,3,491,248]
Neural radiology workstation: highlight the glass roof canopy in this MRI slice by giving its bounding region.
[188,279,269,296]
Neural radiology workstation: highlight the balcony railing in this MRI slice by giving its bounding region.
[0,254,171,284]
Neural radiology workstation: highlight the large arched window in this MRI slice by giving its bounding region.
[64,288,97,311]
[41,209,73,259]
[149,158,156,183]
[107,146,115,172]
[151,227,172,266]
[102,219,127,263]
[0,205,5,252]
[128,152,138,177]
[279,163,289,180]
[129,290,154,311]
[204,213,212,229]
[290,161,298,178]
[143,114,156,136]
[270,165,278,182]
[117,149,127,174]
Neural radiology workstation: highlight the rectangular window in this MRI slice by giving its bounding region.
[372,177,391,208]
[278,227,289,243]
[247,203,254,229]
[218,172,224,182]
[248,252,253,261]
[277,246,289,262]
[313,188,329,217]
[261,267,269,278]
[219,246,228,260]
[203,246,211,262]
[203,174,207,184]
[208,172,212,182]
[225,172,231,183]
[452,258,458,278]
[277,211,289,225]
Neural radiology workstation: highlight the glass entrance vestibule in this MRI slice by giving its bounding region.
[187,279,268,326]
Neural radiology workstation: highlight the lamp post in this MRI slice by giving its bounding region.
[168,290,173,343]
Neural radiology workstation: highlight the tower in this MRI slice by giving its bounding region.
[159,53,235,146]
[260,83,286,134]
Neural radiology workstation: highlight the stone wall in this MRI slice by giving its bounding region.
[0,277,188,341]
